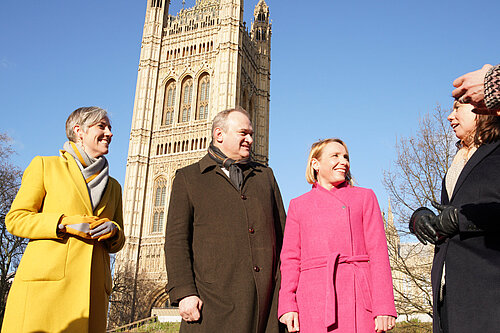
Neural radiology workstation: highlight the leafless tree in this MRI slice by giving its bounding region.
[0,134,27,326]
[383,105,456,327]
[107,258,160,328]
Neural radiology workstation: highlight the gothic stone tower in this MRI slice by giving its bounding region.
[115,0,272,311]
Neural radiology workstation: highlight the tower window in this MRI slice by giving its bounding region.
[197,73,210,120]
[151,0,162,8]
[152,178,167,233]
[180,77,193,123]
[163,80,176,125]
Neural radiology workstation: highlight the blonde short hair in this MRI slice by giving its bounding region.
[305,138,353,185]
[65,106,108,142]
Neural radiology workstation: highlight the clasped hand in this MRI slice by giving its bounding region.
[59,215,117,241]
[279,311,299,332]
[179,295,203,322]
[409,201,459,245]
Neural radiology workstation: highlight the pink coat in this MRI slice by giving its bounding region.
[278,183,396,332]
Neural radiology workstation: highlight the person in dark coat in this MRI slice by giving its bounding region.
[409,99,500,333]
[165,107,286,333]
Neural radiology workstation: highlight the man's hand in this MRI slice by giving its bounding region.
[452,64,494,114]
[375,315,396,332]
[279,311,299,332]
[179,295,203,322]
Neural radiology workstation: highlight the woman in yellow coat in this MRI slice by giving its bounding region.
[1,107,125,333]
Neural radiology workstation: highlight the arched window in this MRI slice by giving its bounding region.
[179,77,193,122]
[152,178,167,233]
[163,80,176,125]
[197,73,210,120]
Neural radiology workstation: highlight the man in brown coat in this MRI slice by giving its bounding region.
[165,108,286,333]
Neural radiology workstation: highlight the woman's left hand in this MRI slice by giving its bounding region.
[375,315,396,332]
[89,218,118,241]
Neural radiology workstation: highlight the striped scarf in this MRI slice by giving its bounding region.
[63,141,109,210]
[208,143,251,190]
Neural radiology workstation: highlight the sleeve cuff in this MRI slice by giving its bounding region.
[484,64,500,110]
[167,283,199,306]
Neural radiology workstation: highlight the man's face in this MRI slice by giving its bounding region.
[218,111,254,160]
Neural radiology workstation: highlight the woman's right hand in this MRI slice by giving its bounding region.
[279,311,299,332]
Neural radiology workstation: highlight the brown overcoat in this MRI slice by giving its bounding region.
[165,154,286,333]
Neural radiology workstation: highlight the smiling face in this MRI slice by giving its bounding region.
[448,102,477,142]
[74,117,113,158]
[312,141,350,190]
[214,111,253,160]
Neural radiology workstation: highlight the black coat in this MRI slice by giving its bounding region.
[165,155,286,333]
[432,141,500,333]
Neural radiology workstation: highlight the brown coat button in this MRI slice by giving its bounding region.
[253,266,260,272]
[241,195,247,200]
[248,228,255,234]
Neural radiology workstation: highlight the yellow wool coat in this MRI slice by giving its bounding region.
[1,151,125,333]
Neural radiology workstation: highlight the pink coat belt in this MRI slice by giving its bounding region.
[300,253,371,328]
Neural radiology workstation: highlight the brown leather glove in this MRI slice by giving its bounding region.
[59,215,99,239]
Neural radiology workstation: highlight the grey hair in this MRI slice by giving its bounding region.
[211,107,251,139]
[65,106,109,142]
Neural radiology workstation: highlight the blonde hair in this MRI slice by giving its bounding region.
[66,106,108,142]
[305,138,353,185]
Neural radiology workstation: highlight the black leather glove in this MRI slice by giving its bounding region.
[431,201,459,238]
[409,207,438,245]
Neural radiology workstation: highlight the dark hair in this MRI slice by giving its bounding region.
[474,114,500,145]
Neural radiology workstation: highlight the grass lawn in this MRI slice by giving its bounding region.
[133,321,431,332]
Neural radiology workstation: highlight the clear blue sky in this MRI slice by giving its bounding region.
[1,0,499,220]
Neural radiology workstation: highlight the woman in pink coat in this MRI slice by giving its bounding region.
[278,138,397,333]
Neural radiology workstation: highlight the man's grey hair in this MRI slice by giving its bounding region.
[65,106,109,142]
[211,107,251,139]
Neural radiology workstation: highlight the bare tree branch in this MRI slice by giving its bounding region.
[107,257,163,329]
[0,134,27,327]
[383,105,455,328]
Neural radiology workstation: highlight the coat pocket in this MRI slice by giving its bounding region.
[17,239,68,281]
[193,240,220,284]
